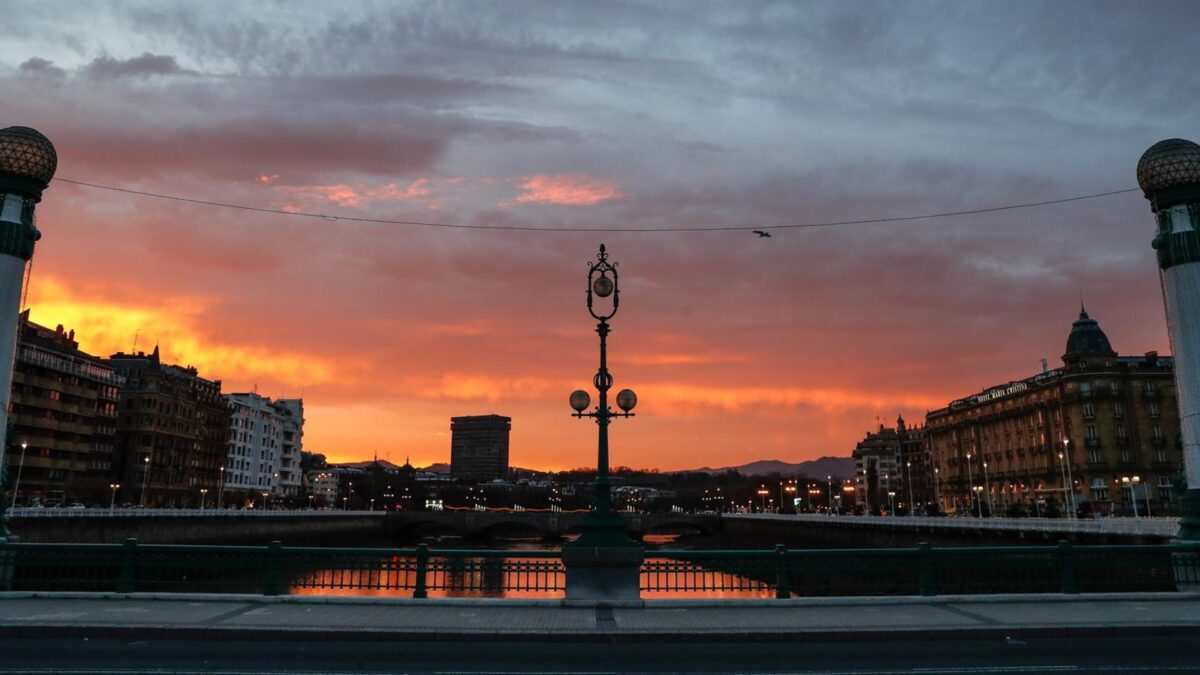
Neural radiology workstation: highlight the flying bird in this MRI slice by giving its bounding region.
[753,230,771,238]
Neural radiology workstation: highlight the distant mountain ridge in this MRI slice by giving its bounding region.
[685,456,854,480]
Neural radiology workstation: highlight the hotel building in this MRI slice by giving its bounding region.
[926,309,1181,516]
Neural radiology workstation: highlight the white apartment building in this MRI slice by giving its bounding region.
[225,393,304,498]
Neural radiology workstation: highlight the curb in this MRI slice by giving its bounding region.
[1,623,1199,643]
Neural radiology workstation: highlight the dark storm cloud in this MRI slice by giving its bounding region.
[82,52,194,79]
[18,57,65,79]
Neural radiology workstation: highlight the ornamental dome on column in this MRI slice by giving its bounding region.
[0,126,57,199]
[1137,138,1200,200]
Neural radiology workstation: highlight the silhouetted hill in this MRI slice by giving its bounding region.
[686,456,854,480]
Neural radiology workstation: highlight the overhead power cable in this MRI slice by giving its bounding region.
[52,177,1140,233]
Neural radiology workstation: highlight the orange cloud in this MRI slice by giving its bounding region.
[273,179,433,208]
[641,382,945,417]
[513,174,625,205]
[24,275,349,387]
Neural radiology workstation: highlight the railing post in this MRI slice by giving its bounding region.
[117,538,137,593]
[413,544,429,599]
[263,540,284,596]
[918,541,937,597]
[1057,540,1078,594]
[774,544,790,599]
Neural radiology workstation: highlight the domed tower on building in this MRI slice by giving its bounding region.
[1062,305,1117,368]
[0,126,56,538]
[1137,137,1200,540]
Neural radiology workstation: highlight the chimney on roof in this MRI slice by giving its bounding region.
[1041,358,1048,374]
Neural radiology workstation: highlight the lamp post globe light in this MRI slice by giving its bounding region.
[562,245,644,601]
[0,127,54,540]
[1136,138,1200,540]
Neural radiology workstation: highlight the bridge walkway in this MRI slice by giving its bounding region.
[1,592,1198,642]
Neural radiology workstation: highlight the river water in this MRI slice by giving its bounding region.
[287,534,772,599]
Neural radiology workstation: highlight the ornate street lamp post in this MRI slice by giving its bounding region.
[563,245,643,601]
[567,244,639,545]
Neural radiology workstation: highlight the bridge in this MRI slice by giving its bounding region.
[5,507,1179,545]
[4,508,721,544]
[723,513,1180,546]
[387,510,720,540]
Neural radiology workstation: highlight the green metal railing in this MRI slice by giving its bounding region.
[1,539,1197,598]
[646,542,1200,597]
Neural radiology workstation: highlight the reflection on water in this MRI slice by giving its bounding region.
[288,534,772,599]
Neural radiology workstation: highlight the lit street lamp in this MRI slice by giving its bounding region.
[567,244,639,547]
[888,491,896,517]
[826,475,833,514]
[140,455,151,507]
[261,491,270,510]
[933,467,942,515]
[1121,476,1141,519]
[10,442,26,507]
[217,466,225,510]
[982,461,992,517]
[109,483,120,510]
[756,485,769,512]
[905,461,914,516]
[199,488,208,511]
[965,453,978,517]
[1059,438,1077,519]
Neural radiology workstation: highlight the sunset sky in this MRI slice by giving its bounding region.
[2,1,1197,471]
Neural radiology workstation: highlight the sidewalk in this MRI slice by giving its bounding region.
[2,592,1200,642]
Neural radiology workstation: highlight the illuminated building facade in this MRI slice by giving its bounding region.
[926,309,1182,516]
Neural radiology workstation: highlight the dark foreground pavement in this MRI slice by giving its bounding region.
[2,593,1200,673]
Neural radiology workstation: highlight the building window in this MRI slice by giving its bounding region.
[1159,476,1174,504]
[1152,425,1165,442]
[1156,448,1167,463]
[1119,448,1131,464]
[1148,400,1160,418]
[1080,382,1092,397]
[1090,478,1108,500]
[1082,403,1095,419]
[1086,425,1098,440]
[1113,401,1124,418]
[1116,425,1128,441]
[1088,448,1103,464]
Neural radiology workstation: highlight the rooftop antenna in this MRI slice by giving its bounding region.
[1041,358,1049,374]
[131,328,140,353]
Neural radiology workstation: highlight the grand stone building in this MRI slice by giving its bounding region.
[107,347,231,507]
[6,312,119,506]
[927,308,1181,516]
[852,415,932,514]
[450,414,511,482]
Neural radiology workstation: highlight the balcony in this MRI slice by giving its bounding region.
[1085,438,1100,448]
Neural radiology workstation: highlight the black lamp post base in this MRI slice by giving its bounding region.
[562,540,645,603]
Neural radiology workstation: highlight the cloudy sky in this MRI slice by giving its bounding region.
[2,1,1197,470]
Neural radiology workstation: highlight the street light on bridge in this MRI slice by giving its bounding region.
[567,244,639,546]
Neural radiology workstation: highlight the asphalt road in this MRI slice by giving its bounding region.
[0,636,1198,674]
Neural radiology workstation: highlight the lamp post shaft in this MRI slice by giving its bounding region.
[593,319,612,516]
